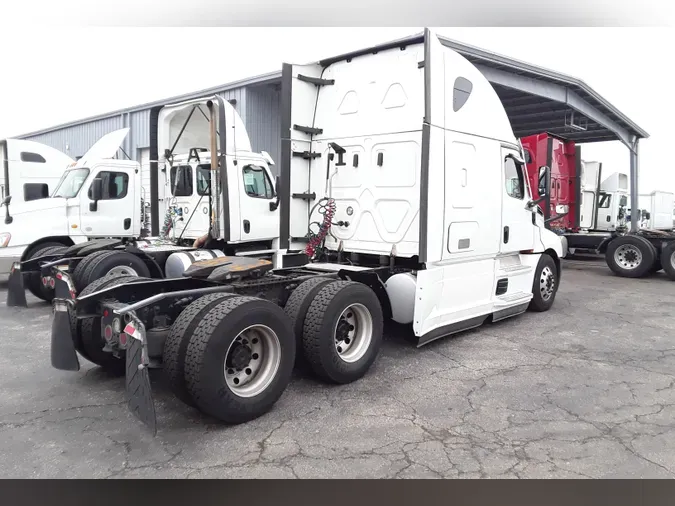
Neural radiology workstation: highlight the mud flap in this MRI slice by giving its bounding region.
[50,300,81,371]
[125,328,157,436]
[6,263,27,307]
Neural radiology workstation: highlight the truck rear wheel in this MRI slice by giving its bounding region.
[71,273,146,374]
[77,250,151,292]
[25,243,67,301]
[72,251,110,291]
[163,293,238,407]
[528,254,559,312]
[283,277,334,368]
[661,241,675,281]
[184,296,295,424]
[605,235,656,278]
[302,281,384,384]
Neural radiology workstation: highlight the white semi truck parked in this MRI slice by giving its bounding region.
[1,137,75,206]
[4,99,280,305]
[49,29,563,434]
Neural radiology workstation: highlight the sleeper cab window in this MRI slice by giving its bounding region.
[196,165,211,196]
[170,165,193,197]
[504,156,524,200]
[20,152,46,163]
[242,165,274,199]
[453,77,473,112]
[88,171,129,200]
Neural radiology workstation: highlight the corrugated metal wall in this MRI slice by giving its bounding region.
[246,83,281,174]
[23,116,124,160]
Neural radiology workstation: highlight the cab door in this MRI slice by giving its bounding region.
[237,161,279,242]
[500,148,536,255]
[79,164,137,238]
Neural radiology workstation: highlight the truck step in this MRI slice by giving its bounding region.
[234,249,277,257]
[293,124,323,135]
[292,151,322,160]
[297,74,335,86]
[494,291,531,307]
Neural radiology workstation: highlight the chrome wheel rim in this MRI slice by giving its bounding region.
[671,250,675,270]
[333,303,373,363]
[540,265,556,301]
[224,325,281,398]
[108,266,139,277]
[614,244,642,270]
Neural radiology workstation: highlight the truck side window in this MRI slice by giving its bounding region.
[196,165,211,196]
[504,156,524,200]
[24,183,49,201]
[598,193,612,208]
[170,165,193,197]
[242,165,274,199]
[88,171,129,200]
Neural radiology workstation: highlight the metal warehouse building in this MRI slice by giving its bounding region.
[17,33,648,219]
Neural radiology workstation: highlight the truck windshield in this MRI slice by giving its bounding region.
[52,168,90,198]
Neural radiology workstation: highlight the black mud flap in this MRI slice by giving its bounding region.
[6,263,27,307]
[50,300,80,371]
[126,338,157,436]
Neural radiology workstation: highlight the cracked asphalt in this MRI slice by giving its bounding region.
[1,257,674,479]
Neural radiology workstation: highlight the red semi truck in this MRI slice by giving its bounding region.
[520,132,675,280]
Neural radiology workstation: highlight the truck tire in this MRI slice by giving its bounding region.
[283,277,334,368]
[184,296,295,424]
[71,250,110,291]
[77,250,151,292]
[605,235,656,279]
[528,254,559,312]
[163,293,238,407]
[661,241,675,281]
[26,244,68,301]
[302,280,384,384]
[72,273,147,374]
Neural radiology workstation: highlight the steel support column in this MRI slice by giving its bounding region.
[629,138,640,233]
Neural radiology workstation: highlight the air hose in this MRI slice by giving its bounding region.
[304,197,336,259]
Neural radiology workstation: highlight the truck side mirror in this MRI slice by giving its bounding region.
[537,165,550,197]
[527,166,551,210]
[1,195,10,207]
[90,178,103,212]
[269,175,280,212]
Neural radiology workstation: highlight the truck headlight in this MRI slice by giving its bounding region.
[0,233,10,248]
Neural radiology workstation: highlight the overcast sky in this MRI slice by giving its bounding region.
[0,27,672,194]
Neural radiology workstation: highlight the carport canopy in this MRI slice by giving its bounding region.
[321,32,649,231]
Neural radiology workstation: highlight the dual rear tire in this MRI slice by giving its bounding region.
[72,250,151,293]
[605,235,675,280]
[162,280,384,424]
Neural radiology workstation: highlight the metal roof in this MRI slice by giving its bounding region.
[19,31,647,148]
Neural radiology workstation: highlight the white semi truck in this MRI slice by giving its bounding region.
[0,137,75,206]
[4,99,280,305]
[49,29,563,434]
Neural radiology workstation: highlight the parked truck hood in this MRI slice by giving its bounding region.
[74,128,130,168]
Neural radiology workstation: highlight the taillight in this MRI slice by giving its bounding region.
[104,325,113,341]
[119,333,128,347]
